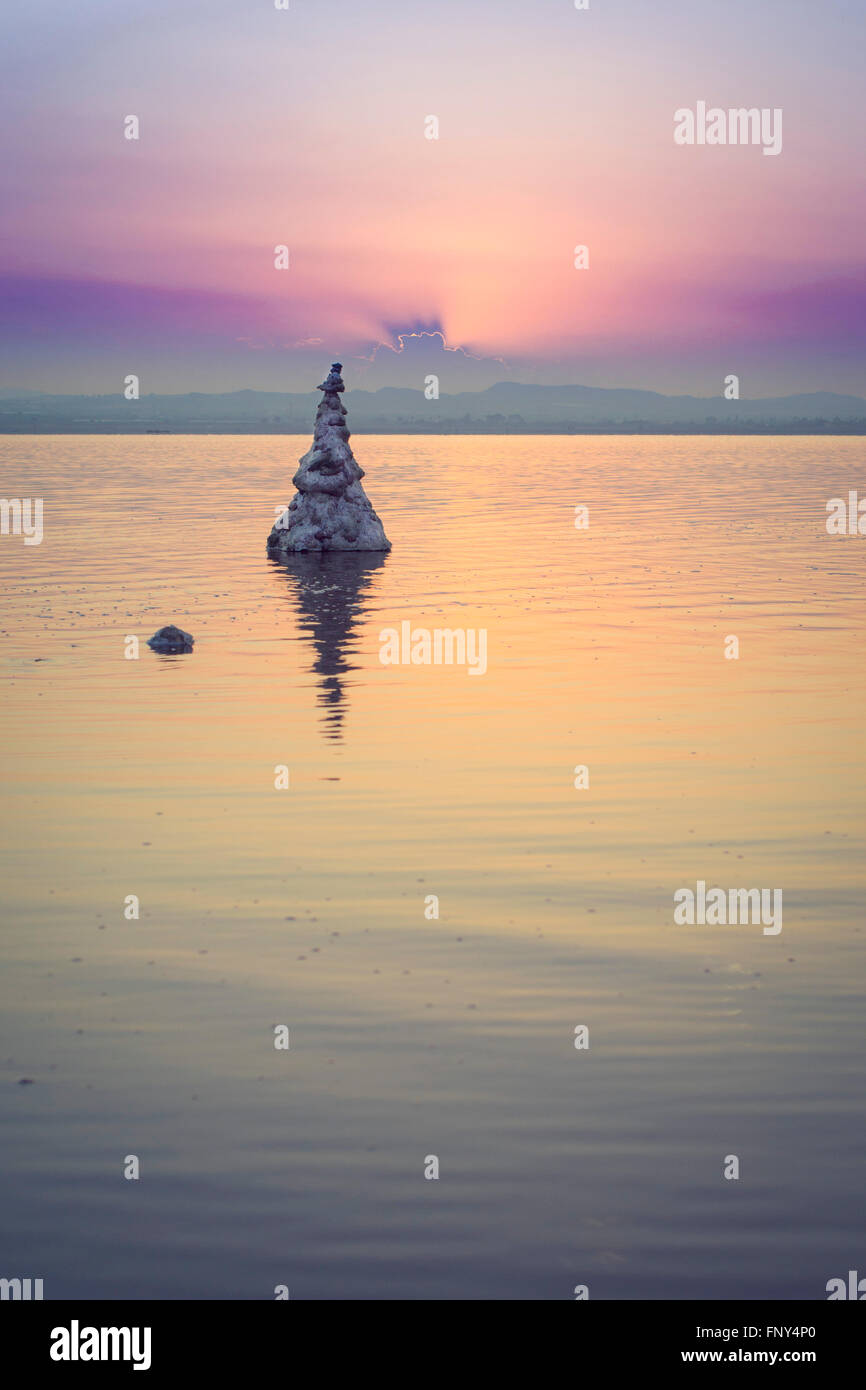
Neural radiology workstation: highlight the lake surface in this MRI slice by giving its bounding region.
[0,434,864,1300]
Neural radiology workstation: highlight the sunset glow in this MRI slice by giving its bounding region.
[2,0,864,394]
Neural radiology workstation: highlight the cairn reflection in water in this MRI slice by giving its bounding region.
[271,551,386,739]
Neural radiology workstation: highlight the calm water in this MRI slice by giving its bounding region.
[0,434,864,1300]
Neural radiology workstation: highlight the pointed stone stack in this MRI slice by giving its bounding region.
[267,363,391,554]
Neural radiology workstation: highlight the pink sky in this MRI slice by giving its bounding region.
[1,0,864,395]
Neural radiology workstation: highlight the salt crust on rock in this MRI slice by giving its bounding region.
[267,363,391,555]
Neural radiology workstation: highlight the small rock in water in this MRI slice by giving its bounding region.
[147,624,194,653]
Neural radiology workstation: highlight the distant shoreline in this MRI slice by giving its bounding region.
[3,383,864,437]
[2,423,864,436]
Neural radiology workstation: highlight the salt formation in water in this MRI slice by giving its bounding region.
[147,624,194,652]
[267,363,391,554]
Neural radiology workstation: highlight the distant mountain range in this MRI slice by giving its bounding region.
[1,383,865,433]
